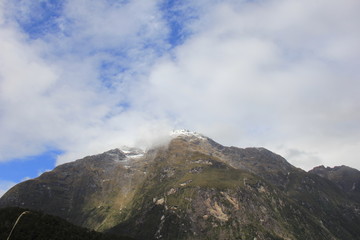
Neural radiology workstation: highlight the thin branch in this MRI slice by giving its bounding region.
[7,211,30,240]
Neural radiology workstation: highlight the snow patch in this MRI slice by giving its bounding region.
[119,146,144,156]
[112,146,145,160]
[128,153,144,158]
[170,129,206,140]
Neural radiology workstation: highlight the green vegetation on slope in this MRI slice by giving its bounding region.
[108,145,329,240]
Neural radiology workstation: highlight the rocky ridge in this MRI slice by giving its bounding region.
[310,165,360,202]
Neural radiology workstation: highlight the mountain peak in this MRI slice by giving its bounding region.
[170,129,206,140]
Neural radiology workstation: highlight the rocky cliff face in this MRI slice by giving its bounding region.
[1,131,360,239]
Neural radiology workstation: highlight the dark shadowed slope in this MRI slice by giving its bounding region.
[0,207,135,240]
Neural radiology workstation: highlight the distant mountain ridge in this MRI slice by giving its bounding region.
[309,165,360,202]
[1,131,360,239]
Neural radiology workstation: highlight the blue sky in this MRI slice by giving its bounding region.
[1,0,360,196]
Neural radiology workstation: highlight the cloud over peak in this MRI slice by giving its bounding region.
[0,0,359,171]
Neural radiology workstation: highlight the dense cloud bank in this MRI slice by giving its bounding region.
[0,0,359,171]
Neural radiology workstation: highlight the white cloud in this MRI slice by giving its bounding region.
[146,0,360,170]
[0,180,16,197]
[0,0,359,172]
[0,22,60,160]
[0,0,170,164]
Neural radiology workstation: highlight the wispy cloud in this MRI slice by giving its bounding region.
[0,180,16,197]
[0,0,359,171]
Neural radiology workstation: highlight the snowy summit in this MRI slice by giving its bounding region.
[170,129,206,140]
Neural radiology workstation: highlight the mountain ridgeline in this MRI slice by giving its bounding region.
[1,131,360,239]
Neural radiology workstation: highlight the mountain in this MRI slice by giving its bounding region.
[1,130,360,240]
[309,165,360,202]
[0,207,135,240]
